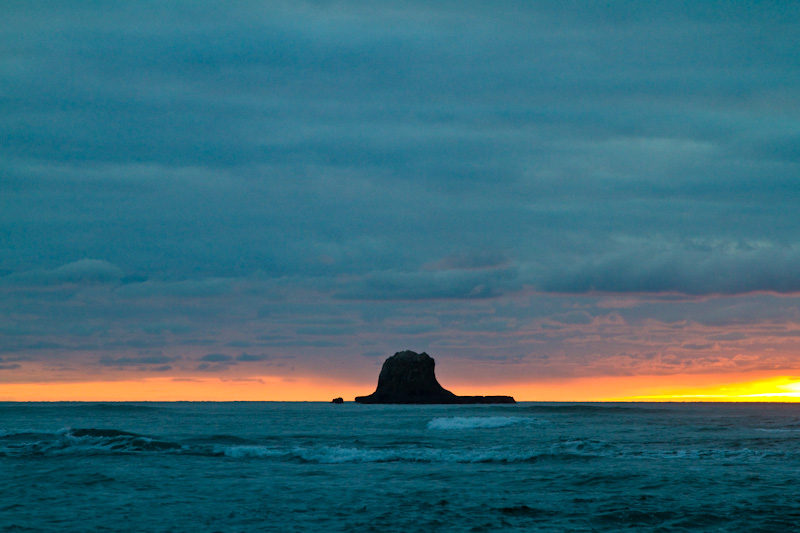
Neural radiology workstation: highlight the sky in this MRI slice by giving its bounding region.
[2,1,800,401]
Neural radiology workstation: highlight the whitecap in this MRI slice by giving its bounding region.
[427,416,529,430]
[219,445,285,459]
[293,445,402,464]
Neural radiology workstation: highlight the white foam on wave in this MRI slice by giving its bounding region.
[219,445,285,459]
[294,445,402,463]
[287,445,543,464]
[220,443,548,464]
[220,444,410,463]
[553,439,613,454]
[427,416,529,430]
[38,428,185,454]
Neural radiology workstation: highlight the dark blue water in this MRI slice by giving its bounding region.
[2,402,800,532]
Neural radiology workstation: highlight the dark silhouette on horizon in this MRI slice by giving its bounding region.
[355,350,515,404]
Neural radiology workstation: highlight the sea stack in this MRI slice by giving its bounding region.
[354,350,515,404]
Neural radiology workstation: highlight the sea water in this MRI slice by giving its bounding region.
[2,402,800,532]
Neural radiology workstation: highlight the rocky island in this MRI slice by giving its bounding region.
[354,350,515,404]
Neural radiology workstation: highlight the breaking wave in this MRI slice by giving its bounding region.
[1,427,793,465]
[215,441,612,464]
[0,428,184,456]
[427,416,530,430]
[217,444,565,464]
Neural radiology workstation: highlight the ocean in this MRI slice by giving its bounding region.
[1,402,799,532]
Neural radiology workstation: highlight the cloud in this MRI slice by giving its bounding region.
[425,250,511,271]
[98,355,177,367]
[339,267,518,300]
[549,311,593,325]
[390,324,440,335]
[199,353,234,363]
[196,363,231,372]
[535,241,800,295]
[1,1,799,386]
[195,353,241,372]
[3,260,125,286]
[295,326,357,336]
[116,278,235,299]
[0,342,69,354]
[235,353,271,362]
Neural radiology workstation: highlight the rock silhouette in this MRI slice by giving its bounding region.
[354,350,515,404]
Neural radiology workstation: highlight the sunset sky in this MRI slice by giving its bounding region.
[2,1,800,401]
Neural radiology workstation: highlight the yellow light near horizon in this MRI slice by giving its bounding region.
[447,374,800,403]
[607,375,800,402]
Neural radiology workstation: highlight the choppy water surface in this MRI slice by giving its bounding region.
[2,402,800,532]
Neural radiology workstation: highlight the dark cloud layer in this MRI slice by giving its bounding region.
[1,1,799,384]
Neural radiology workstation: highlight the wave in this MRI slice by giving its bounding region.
[427,416,531,430]
[1,427,792,465]
[0,428,184,456]
[553,438,614,454]
[0,430,53,442]
[755,428,800,434]
[648,448,782,461]
[66,428,140,439]
[183,434,258,446]
[498,505,554,518]
[59,428,184,453]
[217,445,286,459]
[290,445,544,464]
[214,444,599,464]
[213,444,409,463]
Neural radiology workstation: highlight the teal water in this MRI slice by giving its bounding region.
[2,402,800,532]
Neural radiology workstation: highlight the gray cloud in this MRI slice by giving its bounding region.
[199,353,234,363]
[340,267,519,300]
[0,355,23,371]
[116,278,235,299]
[235,353,271,362]
[196,363,232,372]
[98,355,177,367]
[2,260,125,286]
[536,241,800,295]
[1,1,799,385]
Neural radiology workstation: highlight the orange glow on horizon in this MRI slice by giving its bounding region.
[0,376,368,402]
[3,373,800,402]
